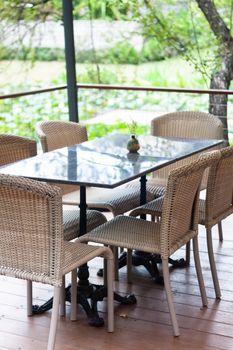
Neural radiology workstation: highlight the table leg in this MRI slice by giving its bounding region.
[140,174,147,206]
[118,250,186,284]
[77,186,137,324]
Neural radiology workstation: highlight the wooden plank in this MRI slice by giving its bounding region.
[0,217,232,349]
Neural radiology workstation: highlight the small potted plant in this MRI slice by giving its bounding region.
[127,120,140,153]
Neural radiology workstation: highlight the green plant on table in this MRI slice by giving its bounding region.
[127,120,138,136]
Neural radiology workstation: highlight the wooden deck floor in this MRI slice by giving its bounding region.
[0,216,232,350]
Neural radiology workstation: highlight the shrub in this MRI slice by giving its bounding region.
[140,39,179,63]
[76,41,140,65]
[0,46,65,61]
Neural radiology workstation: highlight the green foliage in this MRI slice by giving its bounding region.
[0,1,61,22]
[1,56,233,143]
[0,88,69,140]
[99,42,140,64]
[0,79,207,141]
[76,42,139,65]
[0,38,176,65]
[140,39,177,62]
[77,65,121,84]
[0,86,152,141]
[75,38,179,65]
[87,122,149,139]
[73,0,135,20]
[143,69,170,87]
[28,48,64,61]
[0,0,135,23]
[127,120,138,135]
[134,0,226,81]
[0,47,65,61]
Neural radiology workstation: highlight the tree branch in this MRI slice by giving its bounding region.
[196,0,232,44]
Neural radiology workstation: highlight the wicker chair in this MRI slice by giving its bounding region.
[129,148,232,299]
[79,152,218,336]
[0,174,114,350]
[0,134,37,164]
[151,111,223,190]
[198,146,233,298]
[36,121,154,216]
[0,133,106,244]
[127,111,224,242]
[127,111,223,195]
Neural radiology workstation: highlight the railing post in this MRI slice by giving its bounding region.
[62,0,79,122]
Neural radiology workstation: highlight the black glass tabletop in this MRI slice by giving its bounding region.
[0,133,223,188]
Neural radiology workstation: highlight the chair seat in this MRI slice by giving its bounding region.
[62,186,155,216]
[126,174,207,198]
[63,208,107,241]
[126,178,167,197]
[62,241,111,275]
[199,198,233,227]
[81,214,196,257]
[129,196,164,217]
[79,215,161,254]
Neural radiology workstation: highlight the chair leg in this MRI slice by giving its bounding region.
[127,249,132,284]
[71,269,77,321]
[218,221,223,242]
[27,280,33,316]
[162,258,180,337]
[103,244,108,286]
[107,257,114,333]
[113,246,119,281]
[47,286,61,350]
[103,258,107,286]
[60,275,66,317]
[206,227,221,299]
[192,236,208,306]
[185,241,190,266]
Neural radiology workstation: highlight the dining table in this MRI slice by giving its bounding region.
[0,132,223,326]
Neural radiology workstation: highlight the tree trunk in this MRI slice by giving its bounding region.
[209,71,230,143]
[196,0,233,143]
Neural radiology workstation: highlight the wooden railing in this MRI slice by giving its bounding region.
[1,83,233,100]
[1,84,233,142]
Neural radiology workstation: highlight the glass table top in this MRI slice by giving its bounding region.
[0,133,223,188]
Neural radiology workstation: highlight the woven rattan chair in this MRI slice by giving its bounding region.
[0,174,114,350]
[0,134,37,164]
[127,111,224,242]
[129,148,231,299]
[127,111,223,195]
[36,121,154,216]
[0,133,106,246]
[79,152,218,336]
[150,111,223,191]
[198,146,233,298]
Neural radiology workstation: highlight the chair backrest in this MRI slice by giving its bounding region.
[160,150,220,259]
[151,111,223,139]
[0,134,37,166]
[36,120,88,152]
[151,111,224,182]
[0,174,63,287]
[205,146,233,225]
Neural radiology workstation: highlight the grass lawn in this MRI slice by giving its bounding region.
[0,56,205,90]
